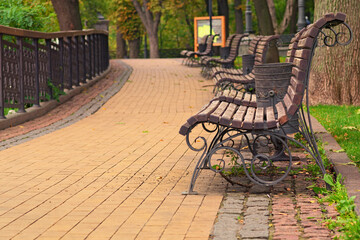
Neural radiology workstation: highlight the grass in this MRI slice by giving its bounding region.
[310,105,360,166]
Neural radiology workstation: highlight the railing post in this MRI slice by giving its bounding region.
[82,35,86,82]
[68,36,73,88]
[33,38,40,107]
[46,39,53,99]
[0,34,5,118]
[88,35,93,79]
[94,34,98,76]
[59,38,64,91]
[17,37,25,113]
[75,36,80,86]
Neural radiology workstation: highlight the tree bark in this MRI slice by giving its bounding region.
[253,0,279,63]
[217,0,229,38]
[51,0,82,30]
[309,0,360,105]
[131,0,161,58]
[234,0,244,34]
[116,25,127,58]
[128,38,140,58]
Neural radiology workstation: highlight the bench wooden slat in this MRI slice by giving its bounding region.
[188,100,220,124]
[232,105,247,128]
[290,76,305,93]
[287,85,303,105]
[292,67,306,82]
[209,102,229,123]
[243,107,256,129]
[254,107,265,129]
[293,57,308,71]
[298,37,314,49]
[283,93,298,116]
[266,107,276,129]
[220,103,238,126]
[233,91,245,105]
[294,49,312,59]
[242,92,252,106]
[276,101,288,125]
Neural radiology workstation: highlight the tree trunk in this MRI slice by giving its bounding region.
[51,0,82,30]
[217,0,229,38]
[116,26,127,58]
[234,0,244,34]
[289,0,298,33]
[148,32,160,58]
[131,0,161,58]
[267,0,296,34]
[253,0,279,63]
[128,38,140,58]
[309,0,360,105]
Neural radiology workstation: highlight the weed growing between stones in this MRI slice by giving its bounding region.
[306,141,360,239]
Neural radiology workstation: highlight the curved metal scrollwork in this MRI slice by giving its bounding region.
[319,22,352,48]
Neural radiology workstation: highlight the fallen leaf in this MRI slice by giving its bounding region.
[116,122,125,125]
[19,125,24,128]
[163,122,169,124]
[333,149,345,153]
[342,126,358,131]
[142,130,149,133]
[100,95,104,98]
[160,139,164,142]
[356,109,360,115]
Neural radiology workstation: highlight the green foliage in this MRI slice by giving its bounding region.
[46,80,66,102]
[0,0,56,31]
[311,105,360,166]
[110,0,143,41]
[308,174,360,239]
[79,0,110,29]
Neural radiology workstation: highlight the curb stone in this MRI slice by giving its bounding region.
[0,60,132,151]
[311,115,360,215]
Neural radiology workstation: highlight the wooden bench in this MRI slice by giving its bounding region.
[179,12,352,195]
[212,35,280,93]
[180,35,209,64]
[210,36,264,78]
[183,34,217,66]
[200,34,248,78]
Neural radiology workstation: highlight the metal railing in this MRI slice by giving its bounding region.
[0,25,110,118]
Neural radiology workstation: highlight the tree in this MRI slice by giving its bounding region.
[0,0,57,31]
[217,0,229,37]
[253,0,279,63]
[266,0,297,34]
[111,0,143,58]
[51,0,82,30]
[309,0,360,105]
[234,0,244,34]
[131,0,161,58]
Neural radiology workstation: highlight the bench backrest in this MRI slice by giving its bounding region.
[225,34,237,48]
[224,34,247,61]
[254,35,280,65]
[248,36,263,55]
[276,12,348,125]
[201,34,217,55]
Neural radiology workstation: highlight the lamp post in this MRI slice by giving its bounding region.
[297,0,306,31]
[245,0,253,34]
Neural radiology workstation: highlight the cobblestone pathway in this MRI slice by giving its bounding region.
[0,59,338,240]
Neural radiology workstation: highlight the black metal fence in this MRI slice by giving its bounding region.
[0,25,110,118]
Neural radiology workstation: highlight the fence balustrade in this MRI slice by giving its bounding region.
[0,25,110,118]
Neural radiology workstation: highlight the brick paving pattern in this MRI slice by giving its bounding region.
[0,59,340,239]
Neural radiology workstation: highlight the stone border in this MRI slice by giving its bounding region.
[312,116,360,215]
[0,60,132,151]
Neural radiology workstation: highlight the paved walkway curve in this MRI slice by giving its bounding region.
[0,59,225,240]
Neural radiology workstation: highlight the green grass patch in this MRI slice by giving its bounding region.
[310,105,360,166]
